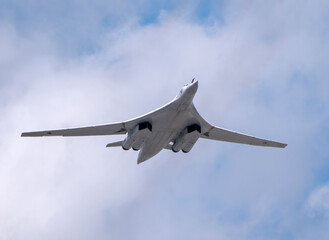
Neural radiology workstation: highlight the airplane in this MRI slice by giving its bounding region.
[21,79,287,164]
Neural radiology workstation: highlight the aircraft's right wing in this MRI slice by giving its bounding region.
[21,99,173,138]
[200,126,287,148]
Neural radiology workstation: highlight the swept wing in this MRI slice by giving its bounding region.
[190,104,287,148]
[21,122,127,137]
[21,101,172,137]
[200,126,287,148]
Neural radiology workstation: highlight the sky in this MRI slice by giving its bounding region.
[0,0,329,239]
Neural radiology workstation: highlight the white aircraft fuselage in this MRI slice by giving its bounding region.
[22,79,287,164]
[136,80,199,163]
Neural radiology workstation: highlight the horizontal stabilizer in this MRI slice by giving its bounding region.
[106,141,123,148]
[163,143,172,150]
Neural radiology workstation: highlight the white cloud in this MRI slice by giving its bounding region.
[307,183,329,215]
[1,1,329,239]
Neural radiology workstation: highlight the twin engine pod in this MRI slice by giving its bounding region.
[172,124,201,153]
[122,122,152,151]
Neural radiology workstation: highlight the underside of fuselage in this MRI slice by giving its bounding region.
[136,103,202,164]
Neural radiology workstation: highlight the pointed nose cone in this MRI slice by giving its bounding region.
[192,79,198,88]
[189,79,198,95]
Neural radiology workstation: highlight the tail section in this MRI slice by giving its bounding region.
[106,141,123,148]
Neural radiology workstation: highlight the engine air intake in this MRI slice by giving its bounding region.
[187,124,201,133]
[139,122,152,132]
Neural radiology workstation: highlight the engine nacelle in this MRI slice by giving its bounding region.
[122,122,152,150]
[172,124,201,153]
[132,140,143,151]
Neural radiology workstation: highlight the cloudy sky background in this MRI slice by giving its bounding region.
[1,0,329,239]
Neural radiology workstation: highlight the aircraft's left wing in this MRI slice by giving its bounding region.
[200,126,287,148]
[21,122,127,137]
[190,104,287,148]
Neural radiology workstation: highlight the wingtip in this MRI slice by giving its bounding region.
[21,132,42,137]
[274,142,287,148]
